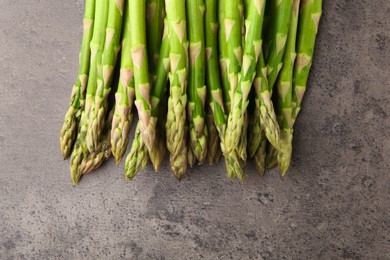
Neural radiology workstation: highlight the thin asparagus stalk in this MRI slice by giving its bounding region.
[70,0,109,185]
[165,0,189,179]
[223,0,243,177]
[87,0,125,152]
[275,0,300,174]
[187,0,208,164]
[60,0,95,159]
[111,1,136,163]
[125,20,170,179]
[146,0,165,75]
[205,0,225,165]
[248,52,268,157]
[259,52,280,150]
[218,0,232,113]
[130,0,154,151]
[265,0,293,91]
[292,0,322,119]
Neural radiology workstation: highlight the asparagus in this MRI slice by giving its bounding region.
[165,0,189,179]
[87,0,124,152]
[275,0,300,174]
[218,0,231,112]
[225,0,265,178]
[70,0,109,185]
[125,20,170,179]
[205,0,225,165]
[60,0,95,159]
[146,0,165,75]
[130,0,154,151]
[266,0,293,90]
[187,0,208,164]
[248,53,268,157]
[254,131,267,175]
[111,1,136,163]
[292,0,322,119]
[81,106,114,174]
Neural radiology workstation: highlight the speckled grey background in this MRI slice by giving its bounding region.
[1,0,390,259]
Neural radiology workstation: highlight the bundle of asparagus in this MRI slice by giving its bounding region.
[60,0,322,184]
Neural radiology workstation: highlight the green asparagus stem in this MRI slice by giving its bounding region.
[165,0,189,179]
[258,52,280,150]
[204,0,225,166]
[292,0,322,119]
[275,0,300,174]
[87,0,124,152]
[187,0,208,164]
[125,20,170,179]
[248,53,268,157]
[60,0,95,159]
[111,1,136,163]
[266,0,293,90]
[130,0,154,151]
[146,0,165,75]
[218,0,232,113]
[70,0,109,185]
[225,0,265,178]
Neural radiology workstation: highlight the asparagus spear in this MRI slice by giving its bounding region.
[60,0,95,159]
[80,105,114,174]
[225,0,265,178]
[218,0,232,113]
[87,0,124,152]
[111,0,136,163]
[205,0,225,166]
[248,53,269,157]
[187,0,208,164]
[254,131,267,175]
[146,0,165,75]
[268,0,322,174]
[70,0,109,185]
[165,0,189,179]
[292,0,322,119]
[130,0,154,152]
[266,0,293,91]
[275,0,300,174]
[125,20,170,179]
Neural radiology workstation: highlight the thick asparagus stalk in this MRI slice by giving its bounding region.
[130,0,154,151]
[87,0,124,152]
[125,20,170,179]
[165,0,189,179]
[111,1,136,163]
[187,0,208,164]
[60,0,95,159]
[70,0,109,185]
[275,0,300,174]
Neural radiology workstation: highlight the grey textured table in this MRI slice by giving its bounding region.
[1,1,390,259]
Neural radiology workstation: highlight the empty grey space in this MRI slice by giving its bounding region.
[1,0,389,259]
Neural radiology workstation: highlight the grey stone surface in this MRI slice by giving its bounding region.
[0,0,389,259]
